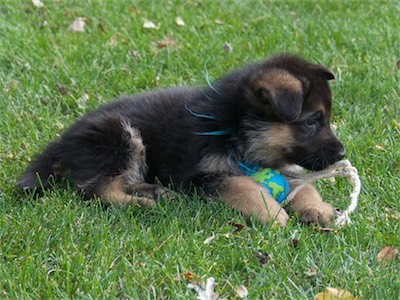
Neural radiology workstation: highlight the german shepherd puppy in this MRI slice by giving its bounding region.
[17,55,345,227]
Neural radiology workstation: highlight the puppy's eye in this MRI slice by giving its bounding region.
[257,88,271,104]
[306,112,322,127]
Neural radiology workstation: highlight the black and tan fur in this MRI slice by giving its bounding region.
[17,55,345,226]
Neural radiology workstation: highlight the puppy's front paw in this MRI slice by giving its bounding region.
[299,201,334,226]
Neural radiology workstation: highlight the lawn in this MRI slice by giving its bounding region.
[0,0,399,299]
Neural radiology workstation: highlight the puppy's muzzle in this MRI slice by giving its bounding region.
[313,139,345,170]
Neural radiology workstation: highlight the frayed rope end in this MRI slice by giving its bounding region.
[281,160,361,227]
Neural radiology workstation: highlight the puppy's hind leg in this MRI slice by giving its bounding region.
[99,176,157,207]
[98,121,172,207]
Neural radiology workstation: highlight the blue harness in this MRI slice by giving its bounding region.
[186,104,290,203]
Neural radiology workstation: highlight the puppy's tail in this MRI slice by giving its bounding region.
[17,141,62,192]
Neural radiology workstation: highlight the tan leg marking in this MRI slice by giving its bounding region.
[221,176,289,227]
[99,177,156,207]
[287,184,334,226]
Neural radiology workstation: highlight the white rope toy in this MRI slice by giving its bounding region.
[281,160,361,226]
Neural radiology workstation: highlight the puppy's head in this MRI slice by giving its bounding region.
[242,55,344,171]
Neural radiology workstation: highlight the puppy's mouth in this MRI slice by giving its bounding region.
[296,156,337,171]
[289,144,345,171]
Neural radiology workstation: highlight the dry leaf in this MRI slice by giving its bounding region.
[375,144,385,151]
[156,36,175,48]
[32,0,44,7]
[397,60,400,69]
[228,221,245,232]
[143,20,158,29]
[68,17,87,32]
[236,285,248,298]
[223,42,233,52]
[214,19,223,25]
[377,246,398,262]
[183,271,197,282]
[254,251,269,265]
[175,17,185,26]
[187,277,218,300]
[315,287,357,300]
[204,234,215,245]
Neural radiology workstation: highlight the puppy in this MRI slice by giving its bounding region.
[17,55,345,226]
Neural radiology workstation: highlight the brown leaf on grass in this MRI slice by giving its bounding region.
[182,271,197,282]
[68,17,87,32]
[156,36,175,48]
[377,246,398,262]
[315,287,357,300]
[375,144,385,151]
[228,221,245,232]
[396,60,400,69]
[214,19,223,25]
[254,251,269,265]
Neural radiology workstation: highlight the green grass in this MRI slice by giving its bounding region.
[1,0,399,299]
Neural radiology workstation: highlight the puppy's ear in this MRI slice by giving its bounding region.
[317,66,335,81]
[258,88,303,122]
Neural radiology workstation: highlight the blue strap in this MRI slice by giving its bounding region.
[205,67,221,95]
[185,104,219,120]
[237,162,260,175]
[192,130,232,136]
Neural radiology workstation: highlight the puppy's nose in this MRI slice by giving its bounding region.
[335,147,345,161]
